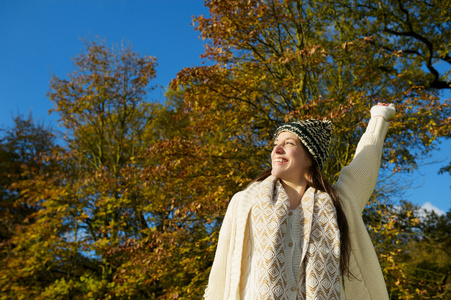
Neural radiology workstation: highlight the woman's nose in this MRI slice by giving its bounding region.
[274,145,284,153]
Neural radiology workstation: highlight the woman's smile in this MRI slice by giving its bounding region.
[273,157,287,164]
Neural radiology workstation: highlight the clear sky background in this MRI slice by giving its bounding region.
[1,1,450,214]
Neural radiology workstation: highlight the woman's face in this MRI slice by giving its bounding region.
[271,131,312,185]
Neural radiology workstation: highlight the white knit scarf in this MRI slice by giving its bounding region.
[251,175,341,299]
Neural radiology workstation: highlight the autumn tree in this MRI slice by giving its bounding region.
[0,114,60,300]
[407,207,451,297]
[334,0,450,91]
[0,40,165,299]
[365,201,451,299]
[0,115,57,244]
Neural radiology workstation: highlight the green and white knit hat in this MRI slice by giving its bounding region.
[274,119,333,170]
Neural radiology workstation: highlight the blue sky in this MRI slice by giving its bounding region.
[1,1,450,214]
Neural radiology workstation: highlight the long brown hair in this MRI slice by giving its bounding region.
[249,152,351,277]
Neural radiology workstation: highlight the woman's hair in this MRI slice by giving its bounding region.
[249,148,351,277]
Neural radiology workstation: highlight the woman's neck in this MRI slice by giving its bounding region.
[280,179,308,209]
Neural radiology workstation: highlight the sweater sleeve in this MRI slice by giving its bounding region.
[333,104,395,213]
[204,192,240,299]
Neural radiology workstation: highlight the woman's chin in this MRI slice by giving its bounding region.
[271,169,287,180]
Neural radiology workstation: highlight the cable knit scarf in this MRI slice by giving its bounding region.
[251,175,341,299]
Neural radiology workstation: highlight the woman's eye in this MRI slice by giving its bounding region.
[273,141,295,147]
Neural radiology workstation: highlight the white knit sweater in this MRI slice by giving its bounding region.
[204,106,394,299]
[242,205,304,299]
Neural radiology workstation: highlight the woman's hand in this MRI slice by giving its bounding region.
[371,103,396,121]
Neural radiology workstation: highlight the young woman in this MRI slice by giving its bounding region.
[204,103,396,300]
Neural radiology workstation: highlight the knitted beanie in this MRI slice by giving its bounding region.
[274,119,333,170]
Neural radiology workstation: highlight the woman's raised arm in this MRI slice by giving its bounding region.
[333,103,395,213]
